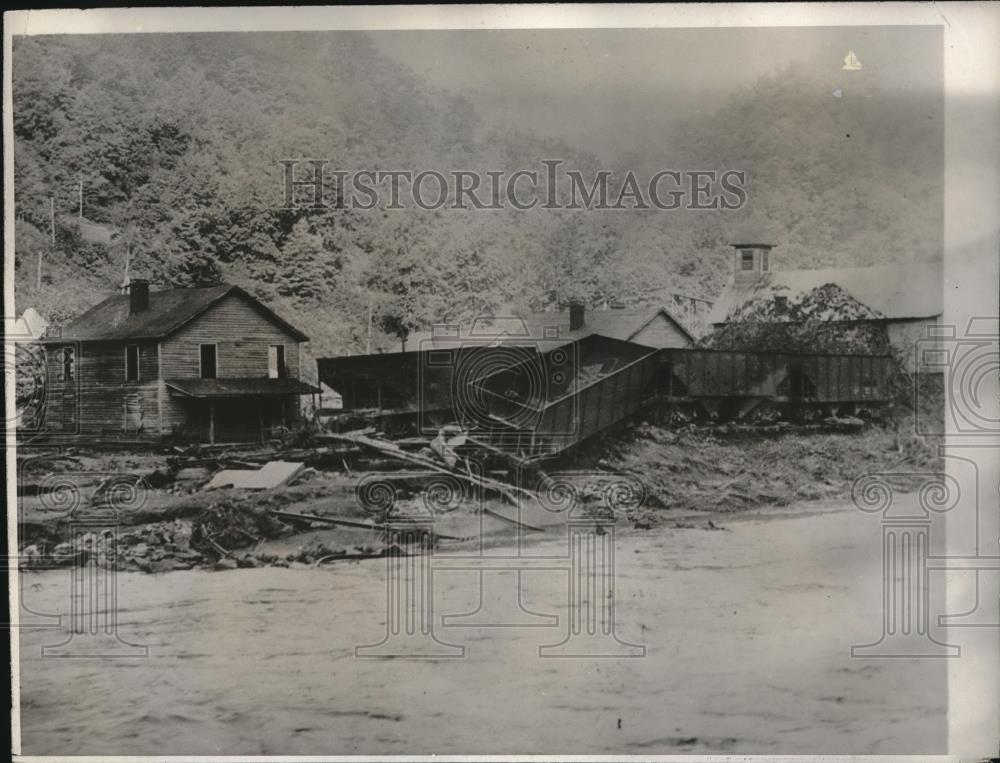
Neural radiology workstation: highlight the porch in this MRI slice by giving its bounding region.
[165,378,320,443]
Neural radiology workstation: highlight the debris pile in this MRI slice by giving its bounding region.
[190,501,295,556]
[116,521,206,572]
[704,283,895,356]
[20,519,205,573]
[574,418,941,528]
[18,507,401,572]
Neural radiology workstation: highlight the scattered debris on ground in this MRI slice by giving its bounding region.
[16,375,944,568]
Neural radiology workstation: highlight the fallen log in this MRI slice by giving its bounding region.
[267,508,472,541]
[483,507,545,532]
[465,436,556,491]
[267,508,382,531]
[204,535,231,558]
[321,431,536,505]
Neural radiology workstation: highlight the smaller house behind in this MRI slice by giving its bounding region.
[405,303,694,351]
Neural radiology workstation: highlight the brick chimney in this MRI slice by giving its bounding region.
[129,279,150,314]
[569,301,586,332]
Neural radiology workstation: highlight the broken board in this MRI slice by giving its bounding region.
[204,461,305,491]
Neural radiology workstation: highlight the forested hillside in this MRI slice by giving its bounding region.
[12,32,942,354]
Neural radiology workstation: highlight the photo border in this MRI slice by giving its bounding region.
[5,4,998,761]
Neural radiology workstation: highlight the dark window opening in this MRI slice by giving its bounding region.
[761,251,770,271]
[125,345,139,382]
[269,345,286,379]
[200,344,217,379]
[60,347,75,382]
[740,250,755,270]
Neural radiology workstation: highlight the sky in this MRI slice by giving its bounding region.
[370,26,943,161]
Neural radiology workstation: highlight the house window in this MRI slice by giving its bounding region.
[60,347,75,382]
[268,345,286,379]
[125,345,139,382]
[740,250,755,270]
[761,250,770,272]
[200,344,217,379]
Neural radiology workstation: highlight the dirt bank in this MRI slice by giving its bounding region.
[556,414,940,524]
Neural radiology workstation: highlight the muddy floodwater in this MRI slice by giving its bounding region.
[16,500,946,755]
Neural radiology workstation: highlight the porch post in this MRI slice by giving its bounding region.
[208,400,215,444]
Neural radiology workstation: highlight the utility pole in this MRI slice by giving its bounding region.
[366,296,373,355]
[40,196,55,289]
[123,243,131,291]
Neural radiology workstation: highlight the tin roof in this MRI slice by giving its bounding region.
[707,262,943,325]
[44,284,308,343]
[165,378,319,397]
[522,307,694,344]
[728,220,778,248]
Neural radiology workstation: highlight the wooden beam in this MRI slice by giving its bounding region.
[209,400,215,444]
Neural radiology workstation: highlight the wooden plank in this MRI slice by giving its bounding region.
[322,431,534,503]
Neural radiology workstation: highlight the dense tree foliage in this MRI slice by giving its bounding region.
[13,33,942,353]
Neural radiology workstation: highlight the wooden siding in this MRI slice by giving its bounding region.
[44,341,159,434]
[159,294,303,437]
[661,348,896,403]
[160,293,301,380]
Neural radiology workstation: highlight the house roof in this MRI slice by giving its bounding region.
[728,220,777,248]
[44,284,308,343]
[707,262,943,325]
[14,308,48,340]
[522,307,694,345]
[405,306,694,350]
[165,378,319,398]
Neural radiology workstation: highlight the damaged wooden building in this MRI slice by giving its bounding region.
[40,280,318,441]
[318,303,695,422]
[317,290,901,460]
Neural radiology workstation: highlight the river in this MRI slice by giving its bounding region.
[15,500,946,755]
